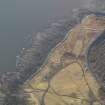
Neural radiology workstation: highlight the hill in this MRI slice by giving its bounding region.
[22,14,105,105]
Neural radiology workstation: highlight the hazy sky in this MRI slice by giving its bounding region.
[0,0,86,72]
[0,0,85,32]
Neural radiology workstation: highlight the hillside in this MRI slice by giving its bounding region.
[22,14,105,105]
[1,9,93,105]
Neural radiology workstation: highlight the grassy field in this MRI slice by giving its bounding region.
[22,14,105,105]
